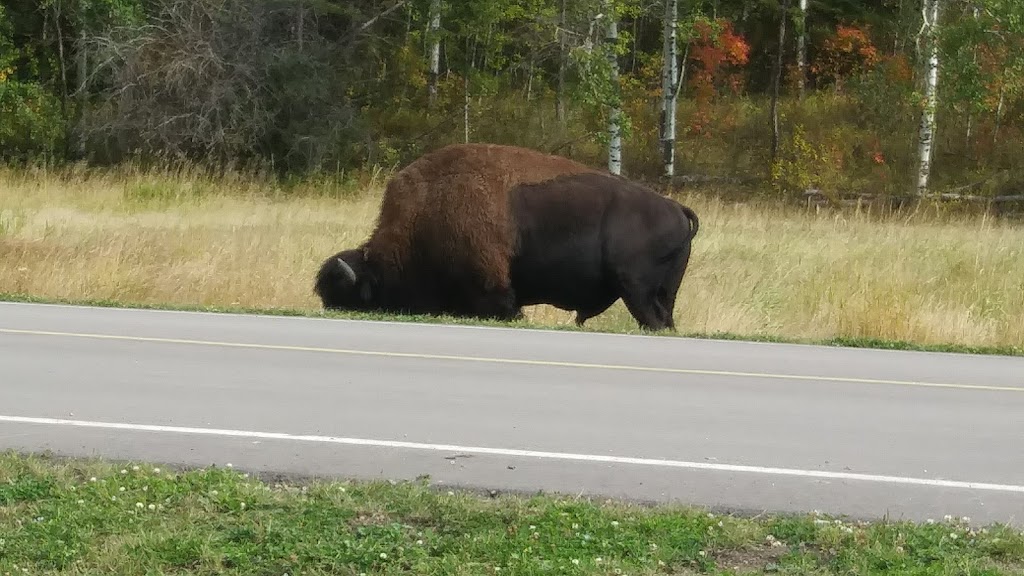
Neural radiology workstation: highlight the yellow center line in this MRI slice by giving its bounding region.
[1,327,1020,393]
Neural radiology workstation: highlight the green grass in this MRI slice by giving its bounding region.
[2,451,1023,575]
[3,291,1023,358]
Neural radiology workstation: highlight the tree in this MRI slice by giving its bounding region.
[603,0,623,174]
[795,0,808,97]
[427,0,442,108]
[916,0,941,195]
[769,0,791,164]
[660,0,679,177]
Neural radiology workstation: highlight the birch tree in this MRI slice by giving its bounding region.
[660,0,679,177]
[916,0,941,196]
[603,0,622,175]
[427,0,442,108]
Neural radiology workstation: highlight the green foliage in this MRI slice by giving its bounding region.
[770,122,822,196]
[0,0,1023,196]
[0,80,65,162]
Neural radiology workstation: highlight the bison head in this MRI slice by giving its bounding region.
[313,248,379,311]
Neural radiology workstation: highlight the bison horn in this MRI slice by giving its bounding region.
[336,257,357,285]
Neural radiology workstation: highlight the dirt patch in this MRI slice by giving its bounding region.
[712,544,787,573]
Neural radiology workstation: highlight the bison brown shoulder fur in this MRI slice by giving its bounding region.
[507,171,700,331]
[314,143,599,318]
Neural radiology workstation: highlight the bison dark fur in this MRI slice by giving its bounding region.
[507,171,700,331]
[314,143,598,318]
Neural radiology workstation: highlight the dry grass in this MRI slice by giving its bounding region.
[2,165,1023,348]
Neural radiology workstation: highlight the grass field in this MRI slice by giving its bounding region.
[2,165,1023,351]
[2,451,1023,576]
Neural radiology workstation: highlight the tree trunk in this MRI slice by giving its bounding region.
[660,0,678,178]
[796,0,808,98]
[76,29,87,158]
[916,0,941,196]
[770,0,790,164]
[556,0,567,123]
[604,0,622,175]
[427,0,442,109]
[296,1,305,52]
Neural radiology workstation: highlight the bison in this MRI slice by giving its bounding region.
[506,171,700,331]
[314,143,598,319]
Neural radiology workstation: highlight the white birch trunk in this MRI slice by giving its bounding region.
[556,0,567,122]
[603,0,622,175]
[916,0,941,196]
[427,0,442,108]
[660,0,678,178]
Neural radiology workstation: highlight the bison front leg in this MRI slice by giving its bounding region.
[467,286,522,322]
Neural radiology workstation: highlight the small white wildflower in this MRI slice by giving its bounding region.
[77,499,84,505]
[658,560,666,567]
[90,477,97,482]
[649,543,658,550]
[416,540,423,546]
[571,559,580,566]
[926,519,935,524]
[572,523,580,530]
[153,468,161,474]
[379,552,387,559]
[136,502,144,509]
[708,512,715,518]
[226,463,233,468]
[529,525,536,530]
[698,551,707,557]
[120,469,128,475]
[447,491,455,496]
[961,516,971,524]
[596,557,603,563]
[143,486,148,492]
[611,521,619,527]
[944,515,953,522]
[950,533,958,540]
[240,502,246,509]
[119,487,126,492]
[210,490,219,496]
[148,504,156,511]
[132,465,140,472]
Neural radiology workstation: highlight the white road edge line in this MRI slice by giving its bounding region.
[3,415,1024,494]
[2,300,1010,357]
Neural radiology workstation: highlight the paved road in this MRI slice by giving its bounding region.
[2,301,1024,526]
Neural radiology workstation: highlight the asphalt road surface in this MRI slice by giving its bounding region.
[2,301,1024,527]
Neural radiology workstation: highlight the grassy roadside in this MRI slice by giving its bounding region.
[2,452,1023,576]
[3,291,1023,358]
[2,165,1024,352]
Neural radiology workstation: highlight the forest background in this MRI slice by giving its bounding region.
[3,0,1024,202]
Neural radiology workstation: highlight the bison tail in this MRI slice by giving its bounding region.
[679,205,700,240]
